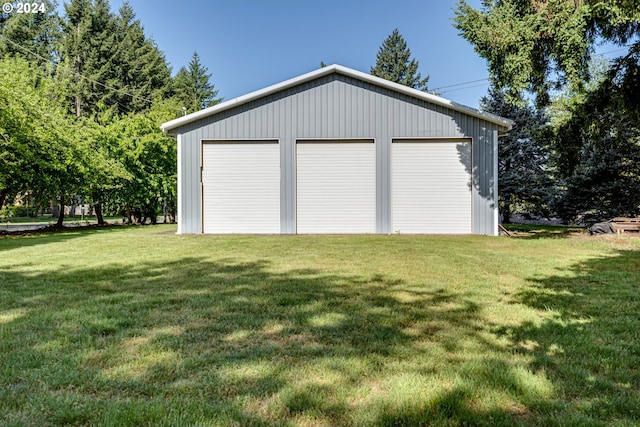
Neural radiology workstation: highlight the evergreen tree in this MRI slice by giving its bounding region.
[173,51,221,113]
[108,1,171,113]
[454,0,640,106]
[370,28,429,91]
[60,0,114,117]
[552,47,640,222]
[60,0,171,117]
[0,0,61,69]
[480,88,555,223]
[455,0,640,221]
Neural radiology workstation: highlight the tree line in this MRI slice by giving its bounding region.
[0,0,219,225]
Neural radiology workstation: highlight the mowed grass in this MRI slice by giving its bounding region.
[0,225,638,426]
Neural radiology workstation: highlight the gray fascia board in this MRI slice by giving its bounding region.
[161,64,513,134]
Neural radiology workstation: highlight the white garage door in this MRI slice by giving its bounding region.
[296,141,375,233]
[202,141,280,233]
[392,140,472,234]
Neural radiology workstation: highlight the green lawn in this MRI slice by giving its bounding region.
[1,225,638,426]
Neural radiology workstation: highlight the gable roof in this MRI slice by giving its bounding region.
[161,64,513,134]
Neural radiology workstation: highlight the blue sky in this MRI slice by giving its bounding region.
[80,0,490,108]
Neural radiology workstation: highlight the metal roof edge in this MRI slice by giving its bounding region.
[161,64,513,134]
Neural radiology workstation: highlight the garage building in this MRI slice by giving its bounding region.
[161,64,511,235]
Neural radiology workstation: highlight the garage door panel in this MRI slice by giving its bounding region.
[202,142,280,234]
[392,140,471,234]
[297,142,375,234]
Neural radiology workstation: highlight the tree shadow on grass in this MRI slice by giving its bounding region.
[2,247,637,425]
[503,224,587,240]
[496,248,640,426]
[0,224,138,252]
[0,253,522,426]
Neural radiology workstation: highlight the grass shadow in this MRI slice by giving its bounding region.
[1,255,498,425]
[503,223,587,240]
[2,232,638,425]
[0,224,157,251]
[498,248,640,425]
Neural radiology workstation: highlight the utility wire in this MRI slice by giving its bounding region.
[440,82,490,94]
[0,34,155,113]
[4,32,636,110]
[432,78,489,92]
[432,43,636,95]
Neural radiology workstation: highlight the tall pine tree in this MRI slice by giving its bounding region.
[60,0,171,117]
[173,51,221,114]
[480,88,554,223]
[0,0,61,70]
[60,0,114,117]
[109,1,171,113]
[371,28,429,91]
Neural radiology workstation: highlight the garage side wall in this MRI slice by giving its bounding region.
[173,74,501,235]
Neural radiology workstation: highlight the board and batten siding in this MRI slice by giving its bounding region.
[171,73,502,235]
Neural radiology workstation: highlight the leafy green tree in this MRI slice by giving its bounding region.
[371,28,429,91]
[173,51,221,114]
[0,56,82,225]
[0,57,41,210]
[105,100,179,224]
[480,88,555,222]
[3,0,180,226]
[56,0,173,222]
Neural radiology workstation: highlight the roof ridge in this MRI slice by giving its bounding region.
[161,64,512,134]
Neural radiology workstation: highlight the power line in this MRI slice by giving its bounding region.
[440,82,490,94]
[595,46,634,57]
[431,43,636,95]
[432,78,489,92]
[0,34,155,112]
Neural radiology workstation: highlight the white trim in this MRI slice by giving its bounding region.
[176,134,183,235]
[493,130,499,236]
[202,138,279,143]
[162,64,513,134]
[296,138,375,143]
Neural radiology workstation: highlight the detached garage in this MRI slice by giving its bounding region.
[161,64,511,235]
